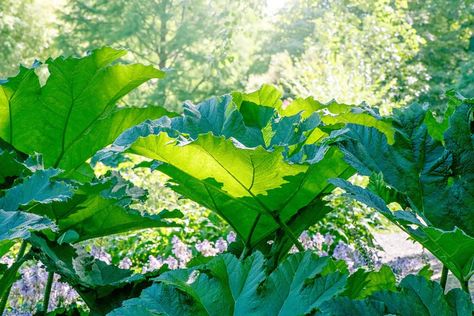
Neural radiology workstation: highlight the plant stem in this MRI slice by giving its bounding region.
[440,265,448,291]
[0,292,7,316]
[239,246,248,260]
[274,216,304,252]
[0,241,28,315]
[244,214,261,250]
[243,186,304,252]
[461,279,470,295]
[41,271,54,314]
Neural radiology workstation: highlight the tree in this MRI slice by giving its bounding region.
[56,0,266,110]
[407,0,474,105]
[0,0,59,77]
[248,0,426,113]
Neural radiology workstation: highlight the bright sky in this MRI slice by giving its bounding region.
[266,0,287,15]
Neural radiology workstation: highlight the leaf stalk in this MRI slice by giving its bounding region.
[461,279,470,295]
[0,241,28,315]
[440,265,448,291]
[40,271,54,314]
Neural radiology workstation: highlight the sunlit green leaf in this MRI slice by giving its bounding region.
[0,47,170,180]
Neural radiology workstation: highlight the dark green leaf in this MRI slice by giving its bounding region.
[0,210,54,241]
[30,175,182,242]
[0,169,74,212]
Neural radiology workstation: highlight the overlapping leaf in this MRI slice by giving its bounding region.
[337,102,473,234]
[109,252,348,316]
[94,88,362,249]
[232,85,394,144]
[0,47,172,181]
[28,173,182,242]
[0,141,27,187]
[28,234,160,315]
[423,91,473,142]
[0,168,74,242]
[331,178,474,284]
[332,100,474,283]
[0,169,74,212]
[109,252,472,316]
[321,275,473,316]
[0,210,55,242]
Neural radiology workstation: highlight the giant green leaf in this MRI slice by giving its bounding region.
[372,275,473,316]
[0,169,74,212]
[233,85,394,144]
[232,84,283,109]
[29,174,182,242]
[109,252,348,316]
[0,47,171,181]
[96,129,350,248]
[337,103,473,235]
[108,132,347,246]
[331,178,474,283]
[109,252,473,316]
[164,93,321,149]
[410,227,474,282]
[423,91,470,142]
[95,87,363,251]
[0,168,73,242]
[320,276,473,316]
[343,265,397,299]
[0,210,55,242]
[332,100,474,284]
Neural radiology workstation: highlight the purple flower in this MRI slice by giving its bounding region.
[171,236,192,267]
[332,241,365,272]
[195,240,218,257]
[226,231,237,243]
[143,255,163,273]
[312,232,324,250]
[118,257,132,270]
[164,256,179,270]
[324,233,334,246]
[90,246,112,264]
[7,261,78,313]
[215,238,228,253]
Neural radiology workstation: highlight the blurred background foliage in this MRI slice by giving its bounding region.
[0,0,472,273]
[1,0,472,111]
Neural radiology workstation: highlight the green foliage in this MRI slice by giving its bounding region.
[0,156,73,244]
[28,234,163,315]
[321,274,473,315]
[0,46,170,181]
[332,97,474,284]
[0,49,181,314]
[94,169,230,267]
[1,45,473,314]
[29,173,182,243]
[95,85,394,260]
[250,0,428,112]
[0,210,54,242]
[0,0,58,77]
[407,0,473,105]
[56,0,266,110]
[109,251,473,316]
[0,47,180,245]
[0,169,73,212]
